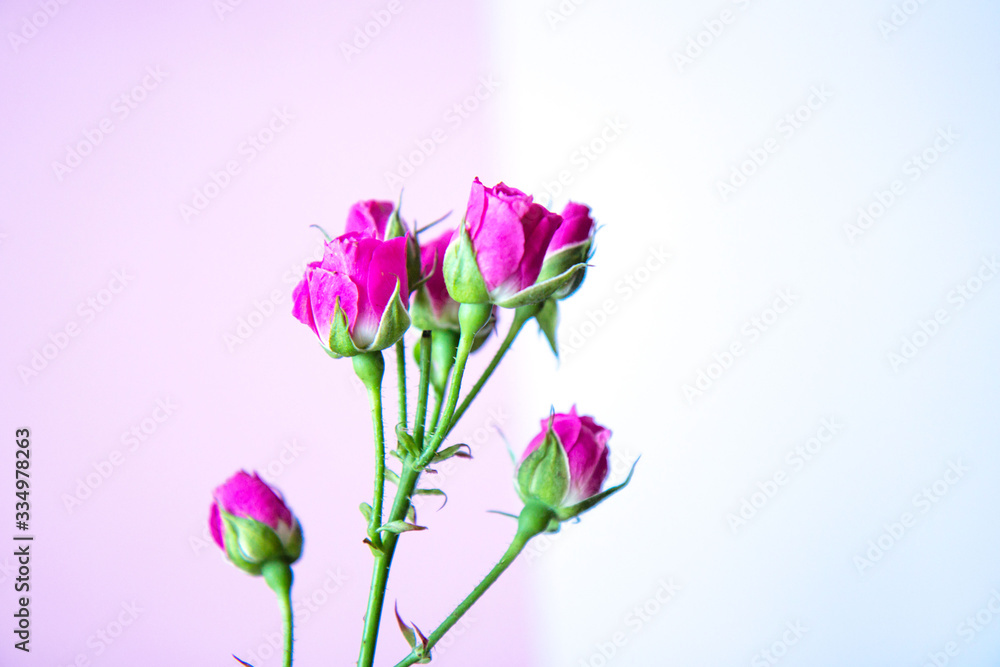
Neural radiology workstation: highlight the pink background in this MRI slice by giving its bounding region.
[2,2,534,665]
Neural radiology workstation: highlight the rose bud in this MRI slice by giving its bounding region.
[515,407,634,524]
[411,228,460,332]
[344,199,395,239]
[210,471,303,575]
[443,178,587,308]
[536,202,595,301]
[292,232,410,357]
[345,199,422,288]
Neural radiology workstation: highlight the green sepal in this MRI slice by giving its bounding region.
[493,263,587,309]
[283,519,304,563]
[443,225,490,304]
[386,193,423,288]
[219,510,284,575]
[535,299,559,357]
[554,459,639,521]
[537,239,592,300]
[410,285,460,332]
[377,520,427,535]
[470,308,497,353]
[327,280,411,357]
[516,426,570,508]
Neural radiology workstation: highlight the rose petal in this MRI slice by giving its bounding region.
[345,200,395,239]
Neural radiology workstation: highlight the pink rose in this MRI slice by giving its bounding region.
[516,406,611,508]
[411,228,460,330]
[465,178,561,298]
[210,471,303,573]
[344,200,396,239]
[444,178,587,308]
[537,202,595,301]
[292,232,410,357]
[548,202,594,253]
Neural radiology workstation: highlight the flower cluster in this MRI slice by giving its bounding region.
[291,178,595,355]
[209,177,633,667]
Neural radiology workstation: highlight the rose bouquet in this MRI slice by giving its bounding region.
[208,178,635,666]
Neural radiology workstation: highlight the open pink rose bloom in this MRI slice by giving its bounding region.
[464,178,563,302]
[292,232,409,353]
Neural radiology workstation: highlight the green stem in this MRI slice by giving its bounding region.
[418,305,485,465]
[427,386,445,436]
[358,464,422,667]
[262,561,295,667]
[440,305,533,442]
[396,339,408,429]
[391,503,554,667]
[354,352,387,543]
[412,331,432,450]
[358,335,431,667]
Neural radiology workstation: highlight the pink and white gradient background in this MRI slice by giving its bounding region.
[1,2,535,665]
[4,1,1000,666]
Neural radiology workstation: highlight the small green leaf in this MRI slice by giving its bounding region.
[377,520,427,535]
[359,502,373,523]
[363,537,383,557]
[385,469,401,485]
[396,424,419,457]
[432,443,472,462]
[415,487,448,509]
[395,602,417,649]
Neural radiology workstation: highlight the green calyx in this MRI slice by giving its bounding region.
[554,459,639,522]
[517,501,560,539]
[386,201,423,290]
[515,426,570,509]
[326,280,411,358]
[537,240,592,301]
[493,262,587,309]
[534,299,559,357]
[443,225,490,304]
[220,510,301,575]
[410,285,460,333]
[442,224,589,309]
